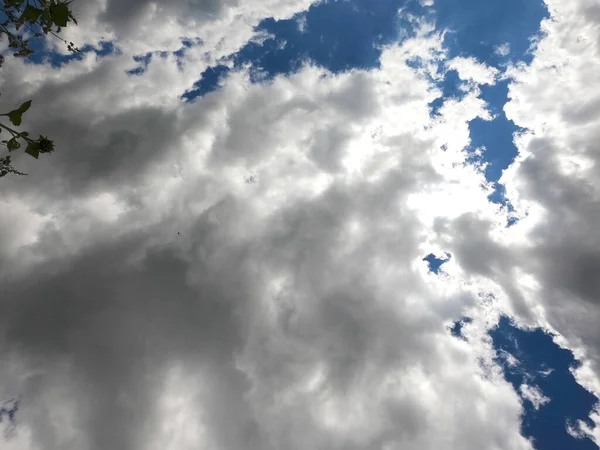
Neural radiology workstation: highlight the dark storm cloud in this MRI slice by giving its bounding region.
[515,144,600,308]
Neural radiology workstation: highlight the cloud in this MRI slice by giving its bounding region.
[520,384,550,410]
[496,0,600,388]
[1,0,599,449]
[447,57,499,85]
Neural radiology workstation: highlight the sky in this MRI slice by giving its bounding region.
[0,0,599,449]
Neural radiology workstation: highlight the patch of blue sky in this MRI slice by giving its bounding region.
[182,0,429,101]
[128,38,203,75]
[0,11,116,72]
[429,0,548,207]
[490,316,599,450]
[428,68,468,116]
[23,37,118,67]
[181,0,546,98]
[180,64,230,101]
[17,33,199,73]
[468,81,524,211]
[1,5,99,64]
[423,252,451,274]
[127,51,155,76]
[449,316,473,341]
[433,0,548,66]
[172,37,203,62]
[230,0,425,75]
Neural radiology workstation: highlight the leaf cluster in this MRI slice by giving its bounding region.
[1,0,79,63]
[0,0,79,177]
[0,154,27,177]
[1,100,55,159]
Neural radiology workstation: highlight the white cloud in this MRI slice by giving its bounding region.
[446,56,499,85]
[1,0,599,449]
[499,0,600,398]
[519,384,550,410]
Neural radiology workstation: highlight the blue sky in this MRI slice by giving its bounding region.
[1,0,600,449]
[491,317,599,450]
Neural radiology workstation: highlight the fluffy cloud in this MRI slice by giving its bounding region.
[0,0,599,449]
[499,0,600,389]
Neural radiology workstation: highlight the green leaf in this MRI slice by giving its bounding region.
[7,112,22,126]
[25,141,40,159]
[19,100,32,114]
[42,9,51,26]
[7,138,21,151]
[50,3,70,27]
[21,4,43,23]
[6,100,32,126]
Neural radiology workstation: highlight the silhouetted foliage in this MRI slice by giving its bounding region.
[0,0,79,177]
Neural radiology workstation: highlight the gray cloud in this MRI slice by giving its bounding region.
[0,226,263,450]
[4,0,600,448]
[492,0,600,393]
